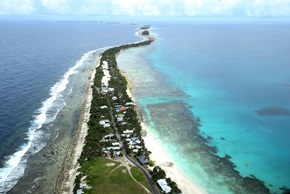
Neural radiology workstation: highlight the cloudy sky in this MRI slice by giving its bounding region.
[1,0,290,17]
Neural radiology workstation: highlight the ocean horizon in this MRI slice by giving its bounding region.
[1,19,290,193]
[117,21,290,193]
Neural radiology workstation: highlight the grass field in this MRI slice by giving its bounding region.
[130,166,153,193]
[80,157,149,194]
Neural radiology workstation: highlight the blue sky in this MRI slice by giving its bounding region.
[1,0,290,17]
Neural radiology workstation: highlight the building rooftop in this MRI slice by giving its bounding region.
[137,155,149,165]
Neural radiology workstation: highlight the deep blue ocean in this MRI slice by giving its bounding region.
[118,21,290,193]
[1,19,290,194]
[0,20,139,193]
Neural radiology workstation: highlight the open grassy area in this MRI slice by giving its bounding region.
[131,166,153,193]
[80,157,148,194]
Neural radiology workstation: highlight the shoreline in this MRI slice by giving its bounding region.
[60,28,205,194]
[120,29,205,193]
[122,70,205,194]
[58,25,280,194]
[57,57,99,193]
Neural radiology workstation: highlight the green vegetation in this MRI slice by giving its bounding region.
[131,166,153,193]
[74,39,154,194]
[75,158,147,194]
[103,167,148,194]
[148,160,155,167]
[82,158,118,188]
[141,30,150,36]
[74,34,182,194]
[140,25,151,30]
[152,166,182,194]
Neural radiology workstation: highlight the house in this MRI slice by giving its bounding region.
[108,87,115,92]
[117,116,124,122]
[125,102,135,106]
[103,123,110,128]
[120,122,127,125]
[137,155,149,165]
[103,119,110,123]
[99,120,106,125]
[116,106,126,112]
[100,134,115,142]
[103,134,114,139]
[129,141,135,145]
[121,134,130,138]
[112,142,120,146]
[135,140,141,144]
[103,146,120,151]
[99,120,110,128]
[120,106,127,111]
[79,183,87,189]
[101,87,114,94]
[77,189,84,194]
[131,137,138,142]
[131,137,141,144]
[123,129,134,134]
[157,179,172,194]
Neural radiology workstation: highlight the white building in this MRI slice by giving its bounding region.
[123,129,134,134]
[112,142,120,146]
[157,179,172,194]
[125,102,135,106]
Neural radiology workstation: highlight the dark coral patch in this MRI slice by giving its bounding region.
[255,107,290,116]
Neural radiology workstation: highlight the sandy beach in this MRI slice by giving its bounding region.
[118,30,206,194]
[143,124,205,194]
[59,30,205,194]
[124,76,205,194]
[58,57,99,194]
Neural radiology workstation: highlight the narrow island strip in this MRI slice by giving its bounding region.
[59,26,204,194]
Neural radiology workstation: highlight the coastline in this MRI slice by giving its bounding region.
[57,57,99,193]
[123,71,205,194]
[44,24,286,194]
[60,28,205,194]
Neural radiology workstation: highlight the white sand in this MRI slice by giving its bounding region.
[63,32,206,193]
[142,123,205,194]
[124,72,205,194]
[101,61,110,86]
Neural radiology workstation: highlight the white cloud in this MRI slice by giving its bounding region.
[0,0,34,15]
[41,0,71,14]
[1,0,290,17]
[109,0,161,16]
[78,1,110,15]
[244,0,290,17]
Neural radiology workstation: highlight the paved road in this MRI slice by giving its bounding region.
[124,152,160,194]
[108,98,159,194]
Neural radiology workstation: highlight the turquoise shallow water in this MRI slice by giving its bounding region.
[118,22,290,193]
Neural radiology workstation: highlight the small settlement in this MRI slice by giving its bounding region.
[74,30,181,194]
